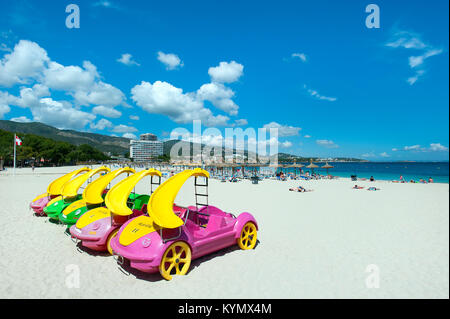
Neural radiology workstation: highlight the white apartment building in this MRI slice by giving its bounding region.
[130,135,163,161]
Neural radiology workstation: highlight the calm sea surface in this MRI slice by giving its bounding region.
[275,162,449,183]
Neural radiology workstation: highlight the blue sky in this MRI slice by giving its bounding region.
[0,0,448,161]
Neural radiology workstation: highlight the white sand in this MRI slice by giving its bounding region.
[0,165,448,298]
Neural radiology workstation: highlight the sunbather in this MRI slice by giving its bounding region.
[353,185,364,189]
[289,186,313,193]
[367,187,380,191]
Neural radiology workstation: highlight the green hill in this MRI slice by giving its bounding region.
[0,120,130,155]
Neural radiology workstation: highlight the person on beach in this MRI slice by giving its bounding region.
[353,185,364,189]
[367,186,380,191]
[428,177,434,183]
[289,186,313,193]
[370,176,375,182]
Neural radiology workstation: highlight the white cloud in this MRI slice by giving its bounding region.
[234,119,248,126]
[292,53,307,62]
[32,98,96,130]
[122,133,137,139]
[10,116,31,123]
[429,143,448,152]
[0,43,11,52]
[1,84,95,129]
[407,70,425,85]
[197,82,238,115]
[117,53,140,66]
[0,40,49,87]
[408,49,443,68]
[112,124,137,133]
[316,139,339,148]
[90,118,113,130]
[281,141,292,148]
[403,144,421,151]
[92,105,122,118]
[361,152,376,158]
[263,122,301,137]
[131,80,229,126]
[93,1,120,9]
[129,115,139,120]
[208,61,243,83]
[304,85,337,102]
[304,134,311,138]
[386,31,427,49]
[380,152,390,157]
[0,104,10,118]
[157,51,183,70]
[386,30,443,85]
[43,61,97,91]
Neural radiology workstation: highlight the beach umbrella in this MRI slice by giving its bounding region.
[286,162,304,177]
[305,160,319,174]
[321,162,334,176]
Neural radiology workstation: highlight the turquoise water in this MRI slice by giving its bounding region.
[275,162,449,183]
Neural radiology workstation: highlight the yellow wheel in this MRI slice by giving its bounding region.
[106,229,119,255]
[159,241,191,281]
[237,222,257,250]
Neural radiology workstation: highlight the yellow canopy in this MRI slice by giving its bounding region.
[82,167,135,204]
[46,167,91,195]
[148,168,209,229]
[61,167,110,198]
[105,169,162,216]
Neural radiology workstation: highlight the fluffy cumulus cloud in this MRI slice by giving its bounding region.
[316,139,339,148]
[122,132,137,139]
[234,119,248,126]
[386,30,443,85]
[208,61,243,83]
[263,122,301,137]
[0,40,49,87]
[429,143,448,152]
[10,116,32,123]
[131,80,229,126]
[90,118,113,130]
[131,60,243,127]
[32,98,96,130]
[157,51,183,70]
[0,40,128,130]
[196,82,238,115]
[129,115,139,120]
[112,124,138,133]
[117,53,140,66]
[92,105,122,118]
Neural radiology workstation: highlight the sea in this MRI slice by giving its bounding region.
[272,162,449,183]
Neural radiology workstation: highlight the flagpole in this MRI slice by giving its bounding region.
[13,133,16,176]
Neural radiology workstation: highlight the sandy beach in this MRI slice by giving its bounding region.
[0,165,448,299]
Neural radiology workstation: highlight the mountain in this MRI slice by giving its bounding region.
[1,120,364,162]
[0,120,130,155]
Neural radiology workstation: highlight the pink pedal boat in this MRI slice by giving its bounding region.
[110,168,259,280]
[70,169,161,254]
[30,167,91,216]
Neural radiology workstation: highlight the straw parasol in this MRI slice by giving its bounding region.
[305,160,319,174]
[321,162,334,176]
[286,161,305,177]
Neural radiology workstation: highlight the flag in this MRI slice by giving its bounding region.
[15,136,22,146]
